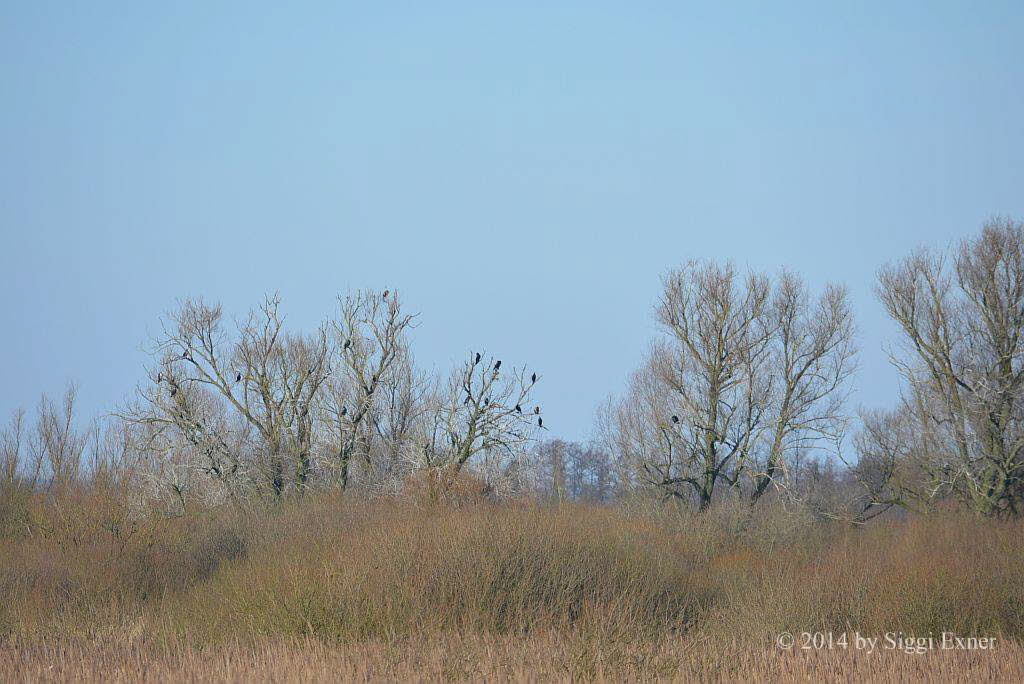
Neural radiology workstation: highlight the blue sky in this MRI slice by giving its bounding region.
[2,1,1023,441]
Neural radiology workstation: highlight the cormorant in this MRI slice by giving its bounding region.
[671,415,679,424]
[475,352,481,364]
[538,417,543,428]
[494,360,501,370]
[235,372,241,383]
[531,372,537,384]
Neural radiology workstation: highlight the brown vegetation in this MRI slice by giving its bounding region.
[1,486,1021,680]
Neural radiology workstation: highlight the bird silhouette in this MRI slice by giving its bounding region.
[671,415,679,424]
[483,397,490,406]
[235,372,241,383]
[538,417,543,428]
[474,352,481,364]
[344,339,351,350]
[534,406,540,414]
[341,406,347,416]
[382,290,389,299]
[494,360,501,371]
[515,404,522,413]
[157,372,162,383]
[531,372,537,384]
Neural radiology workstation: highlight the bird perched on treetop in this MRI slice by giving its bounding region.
[534,406,540,414]
[515,404,522,413]
[382,290,389,299]
[475,352,481,364]
[531,372,537,384]
[236,372,241,383]
[538,417,544,428]
[494,360,501,371]
[671,415,679,424]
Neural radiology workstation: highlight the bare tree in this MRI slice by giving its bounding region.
[872,218,1024,516]
[1,409,27,491]
[752,272,857,501]
[126,294,330,498]
[323,290,416,490]
[416,353,541,495]
[610,260,856,511]
[30,384,89,491]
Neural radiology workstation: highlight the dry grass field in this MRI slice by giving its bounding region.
[1,487,1022,681]
[2,634,1023,682]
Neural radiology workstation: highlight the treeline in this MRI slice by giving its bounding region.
[3,218,1024,519]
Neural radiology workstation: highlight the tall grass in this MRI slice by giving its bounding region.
[1,486,1022,679]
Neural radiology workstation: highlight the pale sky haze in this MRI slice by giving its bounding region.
[2,1,1023,441]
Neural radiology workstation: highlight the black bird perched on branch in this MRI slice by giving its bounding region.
[494,360,501,371]
[341,405,347,416]
[344,339,351,350]
[474,352,481,365]
[235,372,241,383]
[157,372,162,383]
[515,404,522,414]
[534,406,540,414]
[538,417,543,428]
[531,372,537,384]
[671,415,679,424]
